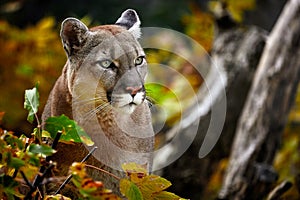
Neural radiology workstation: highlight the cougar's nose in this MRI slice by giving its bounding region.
[126,85,143,97]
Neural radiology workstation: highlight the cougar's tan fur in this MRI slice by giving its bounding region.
[42,9,154,195]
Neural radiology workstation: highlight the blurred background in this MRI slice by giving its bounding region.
[1,0,299,199]
[0,0,286,135]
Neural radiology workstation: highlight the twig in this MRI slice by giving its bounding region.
[46,131,62,162]
[20,171,33,190]
[51,131,62,148]
[25,163,55,199]
[81,146,98,163]
[267,180,292,200]
[25,131,62,199]
[54,146,98,194]
[34,113,42,142]
[53,175,73,195]
[12,138,30,178]
[85,164,121,181]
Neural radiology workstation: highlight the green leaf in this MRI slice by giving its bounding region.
[42,130,51,138]
[32,127,42,142]
[6,152,25,169]
[3,134,24,150]
[24,86,39,123]
[0,174,24,199]
[28,154,41,166]
[28,143,56,156]
[120,179,143,200]
[45,115,94,146]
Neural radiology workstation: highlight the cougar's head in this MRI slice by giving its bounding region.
[60,9,148,114]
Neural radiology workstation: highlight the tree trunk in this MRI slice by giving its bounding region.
[155,26,267,199]
[218,0,300,199]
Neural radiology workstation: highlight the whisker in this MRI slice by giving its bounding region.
[80,102,111,122]
[145,96,156,105]
[72,91,108,106]
[73,96,104,105]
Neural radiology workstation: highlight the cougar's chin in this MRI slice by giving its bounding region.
[117,103,137,114]
[111,92,145,114]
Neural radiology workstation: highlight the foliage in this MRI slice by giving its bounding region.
[0,86,188,199]
[182,5,214,51]
[120,163,187,200]
[208,0,256,23]
[145,49,203,128]
[44,115,94,146]
[0,123,52,199]
[3,1,300,199]
[0,86,93,199]
[70,162,120,200]
[24,84,40,124]
[0,17,65,132]
[44,194,71,200]
[273,87,300,199]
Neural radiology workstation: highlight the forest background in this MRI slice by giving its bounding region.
[0,0,299,199]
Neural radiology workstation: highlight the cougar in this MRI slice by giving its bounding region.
[42,9,154,195]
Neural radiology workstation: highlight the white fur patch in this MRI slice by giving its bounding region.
[116,9,141,39]
[128,20,141,39]
[112,91,144,114]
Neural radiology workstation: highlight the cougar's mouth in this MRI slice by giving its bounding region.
[106,91,112,102]
[110,91,145,114]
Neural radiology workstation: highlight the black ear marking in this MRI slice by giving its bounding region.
[60,18,89,56]
[115,9,141,39]
[115,9,138,29]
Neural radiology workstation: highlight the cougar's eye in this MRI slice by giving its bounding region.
[134,56,145,66]
[98,59,112,69]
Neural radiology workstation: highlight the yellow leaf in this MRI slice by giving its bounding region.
[152,191,185,200]
[37,17,55,30]
[120,179,143,200]
[122,163,148,183]
[45,194,71,200]
[70,162,87,179]
[140,175,172,194]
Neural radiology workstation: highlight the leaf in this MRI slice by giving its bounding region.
[69,163,121,200]
[32,127,42,142]
[70,162,87,180]
[41,130,51,138]
[0,174,24,199]
[122,163,148,174]
[120,179,143,200]
[152,191,186,200]
[45,115,94,146]
[3,134,24,150]
[6,152,25,169]
[122,163,148,183]
[28,143,56,156]
[24,85,39,123]
[45,194,71,200]
[140,175,172,196]
[121,163,188,200]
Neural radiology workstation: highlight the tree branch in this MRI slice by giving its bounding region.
[218,0,300,199]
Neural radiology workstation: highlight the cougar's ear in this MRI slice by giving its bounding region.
[115,9,141,39]
[60,18,89,56]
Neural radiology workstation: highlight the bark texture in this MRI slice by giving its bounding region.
[218,0,300,199]
[155,26,267,199]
